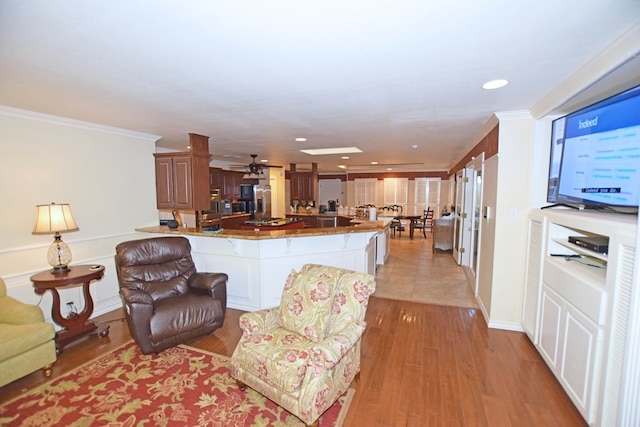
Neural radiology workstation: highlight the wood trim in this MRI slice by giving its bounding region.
[449,124,499,173]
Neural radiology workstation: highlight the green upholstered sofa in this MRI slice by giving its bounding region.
[0,277,57,387]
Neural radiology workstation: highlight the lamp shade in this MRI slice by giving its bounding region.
[33,203,79,273]
[33,203,79,234]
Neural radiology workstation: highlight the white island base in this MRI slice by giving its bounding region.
[142,229,378,311]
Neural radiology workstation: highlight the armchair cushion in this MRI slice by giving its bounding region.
[277,266,335,342]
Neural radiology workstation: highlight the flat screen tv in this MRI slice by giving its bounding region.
[546,84,640,214]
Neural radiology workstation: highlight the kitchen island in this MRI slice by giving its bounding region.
[135,220,389,311]
[240,217,304,231]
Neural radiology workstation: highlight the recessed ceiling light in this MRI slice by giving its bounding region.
[387,168,393,171]
[411,144,418,149]
[300,147,363,155]
[260,159,268,163]
[341,156,350,159]
[371,161,378,165]
[482,79,509,90]
[295,137,307,142]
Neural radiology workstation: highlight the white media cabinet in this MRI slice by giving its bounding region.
[523,209,637,426]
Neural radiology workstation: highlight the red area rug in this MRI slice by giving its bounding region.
[0,341,353,426]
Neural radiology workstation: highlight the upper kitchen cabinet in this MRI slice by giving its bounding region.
[154,133,211,211]
[221,170,243,199]
[289,163,318,202]
[209,167,223,189]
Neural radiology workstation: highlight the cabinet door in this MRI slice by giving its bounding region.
[209,168,222,189]
[539,285,563,370]
[172,155,193,210]
[523,218,544,342]
[560,304,600,422]
[290,175,302,200]
[230,172,242,198]
[222,171,241,199]
[302,174,313,200]
[155,157,174,209]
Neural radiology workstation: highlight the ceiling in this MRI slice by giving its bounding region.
[1,1,640,174]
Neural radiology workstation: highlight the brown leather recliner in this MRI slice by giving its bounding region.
[114,236,227,354]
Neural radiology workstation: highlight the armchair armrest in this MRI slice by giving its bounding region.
[309,320,366,369]
[189,272,228,292]
[238,309,279,338]
[119,287,154,320]
[189,272,227,313]
[0,296,45,324]
[119,287,154,305]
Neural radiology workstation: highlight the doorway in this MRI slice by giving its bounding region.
[459,154,484,295]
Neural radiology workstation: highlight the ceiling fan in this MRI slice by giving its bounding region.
[231,154,281,179]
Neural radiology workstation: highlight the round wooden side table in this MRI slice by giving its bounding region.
[31,264,110,355]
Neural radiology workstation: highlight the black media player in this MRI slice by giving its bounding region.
[568,235,609,254]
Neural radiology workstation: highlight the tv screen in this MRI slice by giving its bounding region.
[546,84,640,213]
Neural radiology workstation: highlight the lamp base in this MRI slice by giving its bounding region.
[51,264,71,274]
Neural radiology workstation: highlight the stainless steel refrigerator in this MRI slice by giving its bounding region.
[254,185,271,220]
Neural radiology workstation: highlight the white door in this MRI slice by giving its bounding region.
[452,169,465,264]
[461,154,484,291]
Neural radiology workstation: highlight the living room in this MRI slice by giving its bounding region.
[1,3,640,426]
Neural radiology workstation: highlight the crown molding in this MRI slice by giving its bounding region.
[0,105,161,142]
[530,20,640,119]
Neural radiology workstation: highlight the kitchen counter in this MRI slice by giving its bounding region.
[136,219,388,240]
[240,217,304,231]
[135,219,390,311]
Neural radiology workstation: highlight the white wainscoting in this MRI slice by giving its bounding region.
[2,232,149,329]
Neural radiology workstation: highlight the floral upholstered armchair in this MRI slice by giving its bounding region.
[230,264,376,426]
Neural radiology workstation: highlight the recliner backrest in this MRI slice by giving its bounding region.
[114,237,196,301]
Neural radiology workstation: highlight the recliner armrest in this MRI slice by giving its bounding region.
[189,272,228,292]
[120,287,154,305]
[189,273,227,310]
[308,320,366,369]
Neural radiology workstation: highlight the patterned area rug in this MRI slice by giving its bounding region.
[0,341,353,426]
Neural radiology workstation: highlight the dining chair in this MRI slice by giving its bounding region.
[386,205,405,238]
[413,208,434,238]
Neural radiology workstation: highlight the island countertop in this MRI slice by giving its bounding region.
[136,219,389,240]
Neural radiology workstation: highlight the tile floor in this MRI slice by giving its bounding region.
[373,232,479,308]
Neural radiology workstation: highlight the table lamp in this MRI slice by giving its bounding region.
[32,203,79,273]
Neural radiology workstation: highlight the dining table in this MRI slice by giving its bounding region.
[396,215,422,239]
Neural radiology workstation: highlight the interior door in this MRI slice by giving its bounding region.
[452,169,465,264]
[460,167,474,268]
[461,154,484,292]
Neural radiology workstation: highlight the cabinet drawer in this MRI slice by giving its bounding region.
[543,258,606,324]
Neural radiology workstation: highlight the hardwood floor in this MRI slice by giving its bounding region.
[1,236,586,426]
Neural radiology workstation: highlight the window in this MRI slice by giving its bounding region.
[318,179,341,205]
[415,178,441,215]
[354,178,378,206]
[383,178,408,212]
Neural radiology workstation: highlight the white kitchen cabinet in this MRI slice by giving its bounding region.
[523,209,637,426]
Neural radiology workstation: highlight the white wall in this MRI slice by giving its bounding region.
[0,107,160,323]
[477,154,497,318]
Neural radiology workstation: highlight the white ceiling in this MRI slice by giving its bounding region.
[1,1,640,173]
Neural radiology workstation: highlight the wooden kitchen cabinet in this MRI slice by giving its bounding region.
[209,167,223,189]
[222,170,242,199]
[289,163,318,202]
[154,151,210,211]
